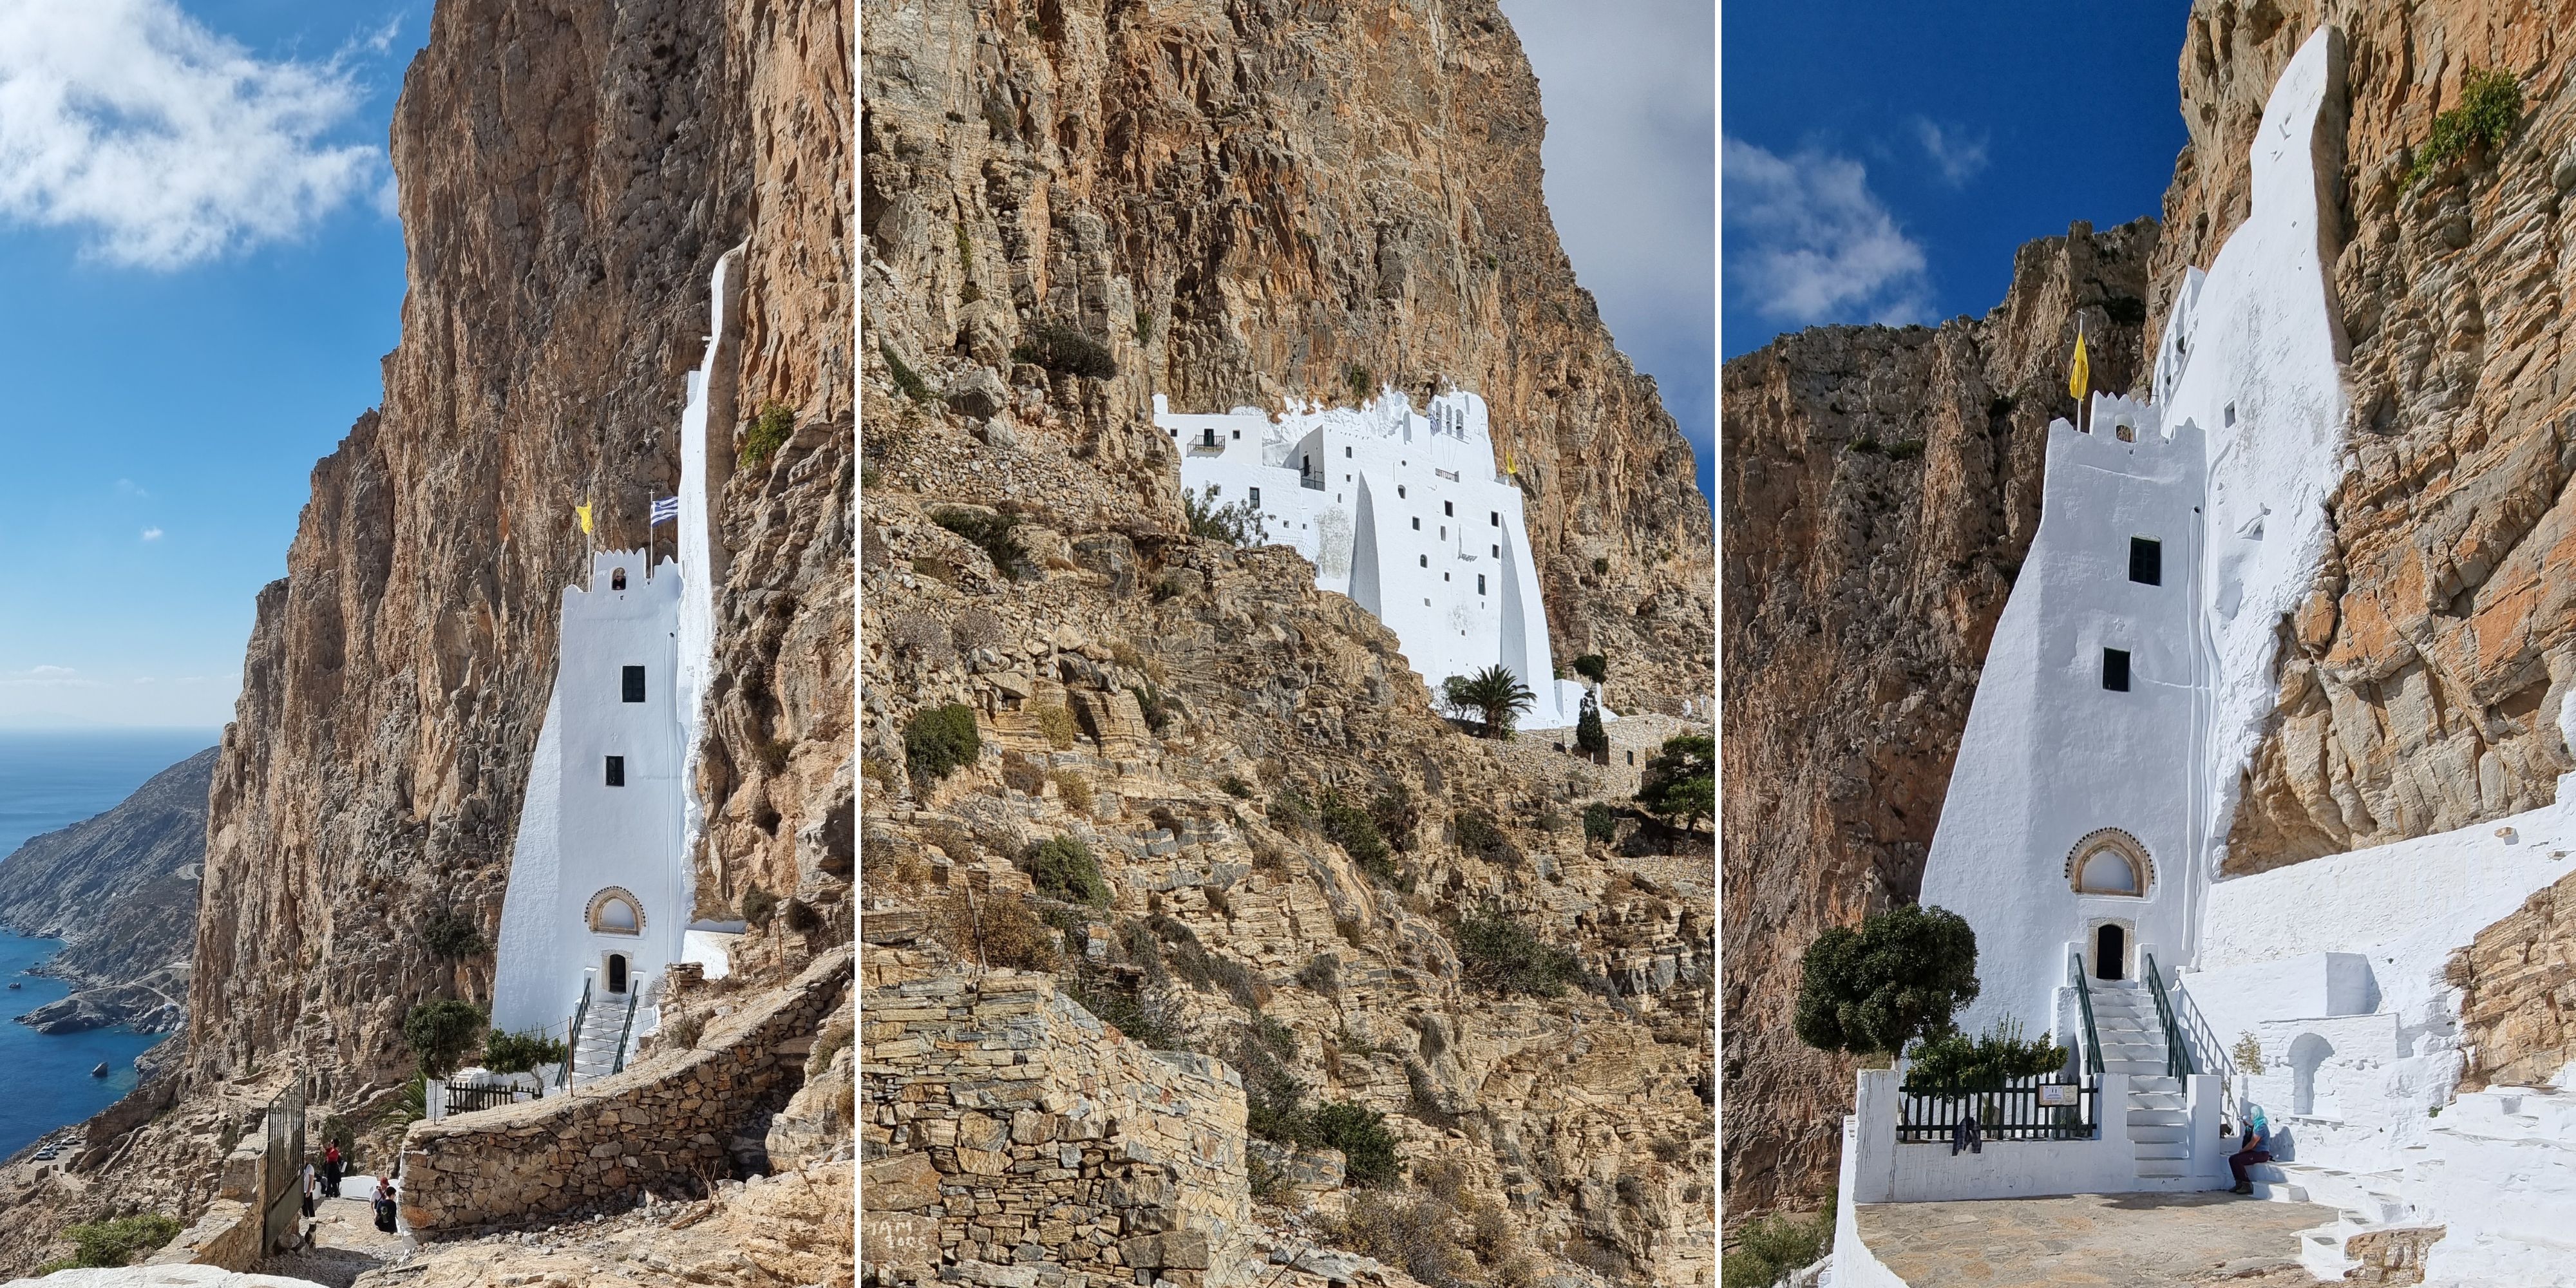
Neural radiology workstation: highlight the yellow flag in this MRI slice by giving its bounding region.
[1503,449,1516,475]
[2069,332,2090,402]
[575,502,594,536]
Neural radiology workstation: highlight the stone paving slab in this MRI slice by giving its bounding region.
[1855,1192,2334,1286]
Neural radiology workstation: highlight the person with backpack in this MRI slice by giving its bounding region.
[321,1143,343,1198]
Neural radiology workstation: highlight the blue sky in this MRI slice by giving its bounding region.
[1723,1,2190,361]
[1502,0,1714,500]
[0,1,429,728]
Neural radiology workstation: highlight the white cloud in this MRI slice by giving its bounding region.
[0,0,384,268]
[1723,137,1931,327]
[1913,118,1990,186]
[140,526,163,541]
[1,665,100,687]
[113,477,148,497]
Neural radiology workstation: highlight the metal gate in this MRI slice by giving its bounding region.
[259,1079,305,1253]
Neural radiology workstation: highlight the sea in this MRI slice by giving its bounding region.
[0,729,220,1157]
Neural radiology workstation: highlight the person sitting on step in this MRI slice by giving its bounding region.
[2228,1105,2272,1195]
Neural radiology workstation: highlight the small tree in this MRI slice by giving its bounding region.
[1575,692,1609,757]
[422,911,486,960]
[1581,802,1617,844]
[402,1000,488,1078]
[1793,904,1980,1060]
[483,1030,569,1075]
[1441,665,1535,739]
[1571,653,1609,685]
[1635,734,1714,832]
[1182,485,1270,547]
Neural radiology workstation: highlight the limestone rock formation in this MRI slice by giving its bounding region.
[2149,0,2576,870]
[2451,866,2576,1090]
[0,748,211,1034]
[1720,220,2157,1220]
[862,1,1714,1282]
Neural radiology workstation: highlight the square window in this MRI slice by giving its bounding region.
[605,755,625,787]
[2102,649,2131,692]
[621,665,646,703]
[2129,536,2162,585]
[1231,429,1240,439]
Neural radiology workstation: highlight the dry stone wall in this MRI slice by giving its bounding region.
[859,947,1252,1288]
[397,948,849,1233]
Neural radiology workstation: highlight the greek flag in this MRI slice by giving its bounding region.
[650,496,681,526]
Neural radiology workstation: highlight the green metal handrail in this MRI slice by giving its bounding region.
[2145,954,2195,1077]
[2071,949,2104,1077]
[611,988,639,1075]
[556,978,592,1090]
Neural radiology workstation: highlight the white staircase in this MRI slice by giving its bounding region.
[569,983,642,1084]
[2087,982,2192,1180]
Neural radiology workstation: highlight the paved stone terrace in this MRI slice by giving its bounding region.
[1856,1193,2334,1286]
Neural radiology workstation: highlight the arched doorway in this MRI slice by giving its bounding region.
[606,953,630,995]
[2095,924,2126,981]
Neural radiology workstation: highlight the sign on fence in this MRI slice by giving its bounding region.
[2038,1084,2077,1107]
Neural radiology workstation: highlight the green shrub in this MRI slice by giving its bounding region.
[402,1000,488,1078]
[1025,836,1113,907]
[483,1030,568,1075]
[1794,904,1980,1059]
[1012,323,1117,379]
[1220,774,1252,799]
[1345,364,1374,402]
[1904,1017,2067,1086]
[1066,974,1184,1049]
[931,507,1028,578]
[1031,702,1080,750]
[1592,556,1611,574]
[1453,811,1508,861]
[2408,67,2522,187]
[1582,802,1618,844]
[1320,791,1395,884]
[904,703,981,781]
[43,1214,182,1270]
[1267,786,1317,835]
[741,885,781,927]
[1571,654,1609,684]
[1296,954,1341,994]
[1368,784,1419,853]
[1454,907,1580,997]
[1183,485,1269,546]
[1310,1101,1401,1187]
[879,344,931,402]
[1723,1202,1834,1288]
[740,402,796,468]
[422,911,486,960]
[1575,699,1609,756]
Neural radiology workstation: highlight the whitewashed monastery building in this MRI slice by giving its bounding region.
[485,251,750,1081]
[1160,388,1592,729]
[1836,27,2576,1286]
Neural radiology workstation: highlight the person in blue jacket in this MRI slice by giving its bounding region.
[2229,1105,2272,1194]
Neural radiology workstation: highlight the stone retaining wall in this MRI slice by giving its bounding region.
[860,947,1252,1287]
[397,947,850,1233]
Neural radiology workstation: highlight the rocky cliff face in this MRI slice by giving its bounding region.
[1719,221,2157,1220]
[0,0,851,1275]
[862,1,1713,1283]
[0,748,212,1034]
[2152,0,2576,871]
[188,0,854,1092]
[862,0,1711,707]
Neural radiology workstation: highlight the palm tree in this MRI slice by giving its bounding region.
[1443,665,1536,739]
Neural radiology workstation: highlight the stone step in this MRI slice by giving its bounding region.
[2132,1141,2191,1159]
[2129,1092,2187,1111]
[2135,1159,2188,1178]
[2130,1076,2183,1094]
[2128,1125,2189,1146]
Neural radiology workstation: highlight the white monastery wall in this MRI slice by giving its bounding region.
[1164,389,1582,728]
[674,247,744,932]
[1917,402,2206,1038]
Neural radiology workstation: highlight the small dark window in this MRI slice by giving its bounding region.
[1476,574,1486,594]
[1345,445,1353,457]
[622,665,647,703]
[605,756,625,787]
[611,567,627,590]
[2102,649,2131,692]
[1248,487,1260,507]
[2224,402,2237,427]
[1627,751,1635,766]
[1411,517,1421,530]
[1492,544,1500,558]
[2129,537,2162,585]
[1419,555,1428,567]
[1444,501,1454,516]
[1490,511,1499,526]
[1202,428,1217,447]
[1231,429,1240,440]
[1397,485,1407,498]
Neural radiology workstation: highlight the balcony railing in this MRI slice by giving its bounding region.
[1299,472,1324,491]
[1435,468,1460,482]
